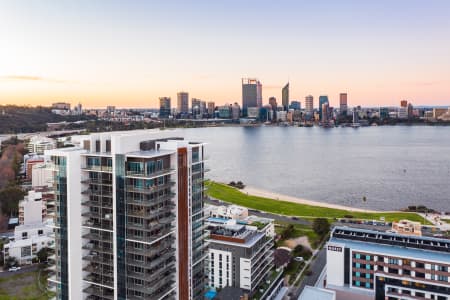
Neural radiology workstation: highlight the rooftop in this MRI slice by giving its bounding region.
[298,286,336,300]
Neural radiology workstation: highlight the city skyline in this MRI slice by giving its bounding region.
[1,1,450,108]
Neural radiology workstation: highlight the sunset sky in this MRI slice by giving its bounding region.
[1,0,450,108]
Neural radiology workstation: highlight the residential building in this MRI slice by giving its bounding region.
[45,130,208,300]
[19,190,47,225]
[327,226,450,300]
[400,100,408,108]
[319,96,329,120]
[32,162,53,188]
[305,95,314,116]
[340,93,348,116]
[177,92,189,114]
[321,103,329,123]
[391,220,422,236]
[26,156,45,180]
[282,82,289,111]
[4,222,54,265]
[242,78,262,116]
[380,107,389,120]
[398,107,408,119]
[207,221,274,296]
[159,97,171,118]
[27,136,56,155]
[433,108,448,119]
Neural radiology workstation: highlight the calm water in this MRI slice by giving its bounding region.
[178,126,450,211]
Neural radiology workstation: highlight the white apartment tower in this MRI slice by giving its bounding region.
[46,130,208,300]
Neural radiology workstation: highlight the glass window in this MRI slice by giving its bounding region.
[365,282,370,288]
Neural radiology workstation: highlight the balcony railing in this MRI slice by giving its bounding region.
[126,194,175,207]
[81,179,113,186]
[82,165,113,173]
[125,182,175,194]
[83,232,113,243]
[126,168,175,179]
[83,285,114,300]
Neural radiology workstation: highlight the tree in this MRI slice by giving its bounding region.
[36,247,49,263]
[313,218,330,236]
[0,185,24,216]
[4,256,18,269]
[280,224,295,239]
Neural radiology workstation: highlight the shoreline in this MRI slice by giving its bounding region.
[241,185,380,213]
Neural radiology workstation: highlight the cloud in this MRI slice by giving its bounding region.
[0,75,70,83]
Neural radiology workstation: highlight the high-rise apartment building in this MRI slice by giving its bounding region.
[400,100,408,108]
[305,95,314,115]
[282,82,289,111]
[159,97,171,118]
[242,78,262,116]
[177,92,189,114]
[46,131,208,300]
[339,93,348,116]
[327,226,450,300]
[321,102,329,123]
[319,96,329,120]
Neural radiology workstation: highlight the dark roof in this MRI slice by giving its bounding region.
[274,248,291,268]
[215,287,245,300]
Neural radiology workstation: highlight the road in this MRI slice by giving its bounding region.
[0,264,39,278]
[290,246,327,299]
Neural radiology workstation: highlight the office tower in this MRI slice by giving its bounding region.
[339,93,348,116]
[289,101,301,110]
[242,78,262,116]
[400,100,408,108]
[319,96,329,120]
[282,82,289,111]
[268,97,277,111]
[207,102,215,117]
[352,108,359,123]
[191,98,201,118]
[321,102,329,123]
[159,97,171,118]
[46,131,208,300]
[327,226,450,299]
[231,103,241,120]
[177,92,189,114]
[305,95,314,115]
[408,103,414,119]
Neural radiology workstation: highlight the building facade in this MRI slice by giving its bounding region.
[339,93,348,116]
[159,97,171,118]
[207,222,274,295]
[242,78,262,116]
[46,131,208,300]
[327,226,450,300]
[282,83,289,111]
[177,92,189,114]
[318,96,329,120]
[305,95,314,116]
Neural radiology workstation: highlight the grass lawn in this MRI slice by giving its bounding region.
[275,222,321,249]
[0,268,52,300]
[206,181,430,224]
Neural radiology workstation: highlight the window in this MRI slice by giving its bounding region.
[355,281,361,287]
[437,275,448,282]
[388,258,399,265]
[22,232,28,239]
[365,282,370,288]
[355,272,360,277]
[365,273,371,279]
[38,229,43,235]
[366,264,371,270]
[355,253,361,259]
[356,263,361,268]
[21,246,31,257]
[366,255,371,261]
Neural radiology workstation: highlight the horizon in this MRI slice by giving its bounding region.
[1,1,450,108]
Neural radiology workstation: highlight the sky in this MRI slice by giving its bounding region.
[1,0,450,108]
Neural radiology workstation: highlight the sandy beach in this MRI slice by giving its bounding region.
[242,186,379,213]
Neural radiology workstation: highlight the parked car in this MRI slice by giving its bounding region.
[8,267,21,272]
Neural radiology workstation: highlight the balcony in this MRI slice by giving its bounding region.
[82,165,113,173]
[126,168,175,179]
[82,198,113,208]
[126,194,175,207]
[81,189,113,198]
[83,232,113,243]
[84,273,114,288]
[126,182,175,195]
[83,253,113,265]
[83,285,114,300]
[83,264,114,278]
[83,243,113,254]
[81,179,113,186]
[127,278,175,295]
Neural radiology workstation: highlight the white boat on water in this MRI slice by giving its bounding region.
[351,123,361,128]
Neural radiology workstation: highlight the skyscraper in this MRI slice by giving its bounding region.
[319,95,329,119]
[339,93,348,116]
[400,100,408,108]
[269,97,277,120]
[159,97,171,118]
[305,95,314,115]
[321,102,329,123]
[46,131,208,300]
[207,102,215,117]
[282,82,289,111]
[242,78,262,116]
[177,92,189,114]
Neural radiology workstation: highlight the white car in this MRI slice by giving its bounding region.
[294,256,304,262]
[8,266,21,272]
